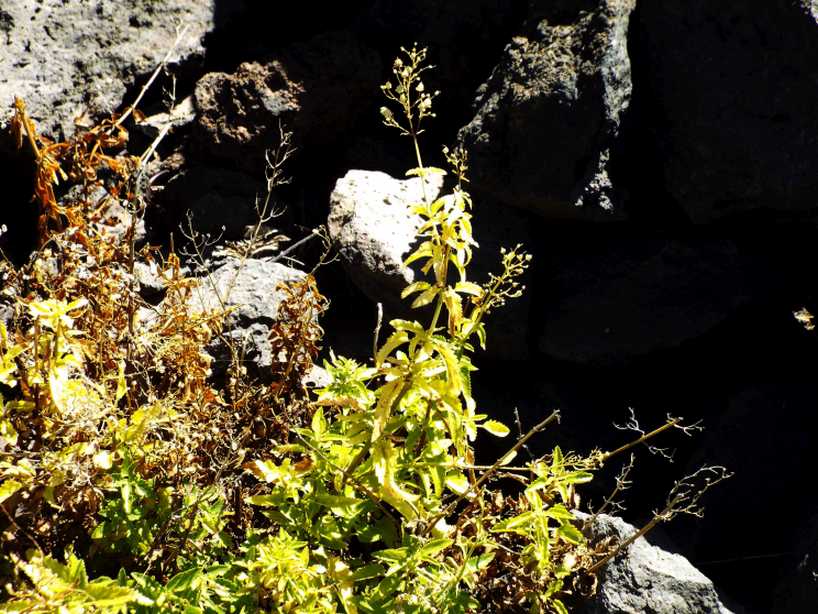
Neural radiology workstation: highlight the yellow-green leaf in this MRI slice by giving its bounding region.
[115,360,127,403]
[445,473,469,494]
[411,286,440,309]
[481,420,510,437]
[453,281,483,297]
[401,281,431,299]
[0,479,22,503]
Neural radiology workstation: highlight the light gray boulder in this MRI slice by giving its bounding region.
[187,257,306,384]
[0,0,217,140]
[328,169,444,307]
[580,513,732,614]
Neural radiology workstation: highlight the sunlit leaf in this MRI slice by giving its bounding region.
[481,420,510,437]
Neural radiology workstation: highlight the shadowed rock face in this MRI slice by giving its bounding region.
[632,0,818,223]
[192,32,381,174]
[538,239,752,365]
[458,0,635,220]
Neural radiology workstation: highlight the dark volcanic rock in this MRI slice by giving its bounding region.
[458,0,635,220]
[681,383,818,612]
[192,31,380,172]
[774,509,818,613]
[0,0,215,140]
[193,60,303,169]
[152,162,258,242]
[633,0,818,223]
[538,239,751,364]
[365,0,527,115]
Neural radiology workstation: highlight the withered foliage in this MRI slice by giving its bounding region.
[0,98,321,579]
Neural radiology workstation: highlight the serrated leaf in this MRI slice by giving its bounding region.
[311,406,326,438]
[544,504,576,521]
[553,598,569,614]
[315,494,363,511]
[481,420,510,437]
[406,166,446,177]
[0,419,17,447]
[352,563,385,581]
[492,511,536,535]
[376,330,409,367]
[246,495,278,507]
[498,450,517,466]
[560,471,594,485]
[401,281,431,299]
[411,286,440,309]
[453,281,483,297]
[403,242,434,267]
[418,538,453,559]
[115,360,127,403]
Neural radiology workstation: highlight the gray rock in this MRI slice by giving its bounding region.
[458,0,635,220]
[187,257,305,384]
[328,169,536,360]
[580,513,731,613]
[328,170,444,306]
[633,0,818,222]
[538,239,751,365]
[0,0,215,140]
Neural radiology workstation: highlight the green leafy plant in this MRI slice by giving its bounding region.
[0,43,727,614]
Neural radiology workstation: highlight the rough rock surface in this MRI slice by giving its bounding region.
[192,31,380,172]
[579,514,731,614]
[187,257,305,384]
[458,0,635,219]
[193,60,302,169]
[0,0,216,140]
[633,0,818,222]
[328,170,444,307]
[538,239,751,364]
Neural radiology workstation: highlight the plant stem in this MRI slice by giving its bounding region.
[423,410,561,535]
[598,418,680,465]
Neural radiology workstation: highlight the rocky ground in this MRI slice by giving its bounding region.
[3,1,818,611]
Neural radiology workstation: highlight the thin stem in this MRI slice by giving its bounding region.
[586,514,661,576]
[598,418,680,465]
[114,26,188,129]
[423,410,561,536]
